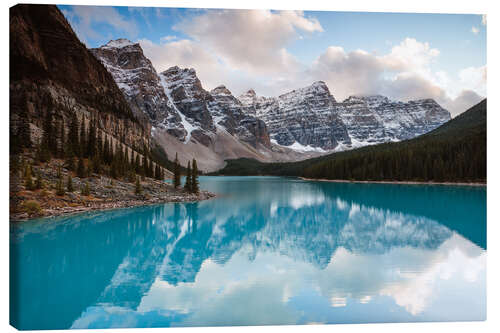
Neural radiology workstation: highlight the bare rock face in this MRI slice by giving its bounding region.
[337,95,451,147]
[10,5,148,148]
[239,82,351,150]
[159,66,215,146]
[90,40,178,124]
[209,85,271,148]
[239,84,451,151]
[90,40,185,140]
[88,36,450,155]
[91,41,272,148]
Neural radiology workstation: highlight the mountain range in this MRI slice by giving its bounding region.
[213,99,486,183]
[91,39,451,171]
[9,4,452,174]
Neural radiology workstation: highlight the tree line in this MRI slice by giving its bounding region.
[10,109,169,182]
[172,153,200,194]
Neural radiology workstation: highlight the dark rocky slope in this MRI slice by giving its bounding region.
[10,4,148,149]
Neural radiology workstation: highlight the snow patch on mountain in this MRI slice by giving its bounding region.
[159,74,199,144]
[271,139,327,153]
[102,38,136,49]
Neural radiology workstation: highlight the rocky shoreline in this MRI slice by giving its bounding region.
[10,190,216,222]
[299,177,486,187]
[10,159,216,222]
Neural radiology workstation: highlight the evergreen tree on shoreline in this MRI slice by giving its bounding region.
[191,158,199,194]
[56,174,65,196]
[77,157,85,178]
[135,177,142,195]
[66,174,74,192]
[24,163,34,190]
[173,153,181,189]
[184,160,192,192]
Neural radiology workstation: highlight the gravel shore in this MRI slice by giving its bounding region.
[299,177,486,187]
[10,159,216,222]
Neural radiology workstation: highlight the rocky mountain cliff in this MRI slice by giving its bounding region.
[337,95,451,148]
[90,37,451,168]
[90,39,179,128]
[10,5,149,149]
[239,81,351,151]
[92,41,272,151]
[239,86,451,151]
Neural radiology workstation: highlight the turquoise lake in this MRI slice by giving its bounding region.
[10,176,486,329]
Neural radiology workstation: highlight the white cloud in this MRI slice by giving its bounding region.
[440,90,484,116]
[140,31,485,116]
[63,6,137,45]
[131,8,485,117]
[382,38,440,73]
[139,38,219,74]
[307,39,444,102]
[306,38,485,116]
[471,26,479,35]
[173,9,322,75]
[459,65,487,96]
[160,35,177,42]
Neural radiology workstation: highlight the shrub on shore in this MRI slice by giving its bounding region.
[22,200,43,217]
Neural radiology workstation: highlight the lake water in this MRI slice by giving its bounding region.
[10,176,486,329]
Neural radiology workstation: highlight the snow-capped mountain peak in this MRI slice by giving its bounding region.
[102,38,137,49]
[210,85,233,96]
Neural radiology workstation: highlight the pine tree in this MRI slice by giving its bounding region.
[79,118,87,157]
[87,117,97,158]
[35,142,50,164]
[81,181,90,196]
[96,129,103,156]
[110,159,118,179]
[141,155,147,177]
[58,119,65,157]
[155,164,161,180]
[103,135,110,164]
[135,177,142,195]
[86,160,93,177]
[66,175,74,192]
[35,171,43,190]
[124,147,130,173]
[41,109,56,157]
[77,157,85,178]
[184,161,192,192]
[65,156,76,171]
[17,107,32,148]
[173,153,181,189]
[10,154,20,176]
[69,112,79,157]
[191,159,199,194]
[24,163,34,190]
[56,175,65,196]
[135,153,141,174]
[92,152,101,174]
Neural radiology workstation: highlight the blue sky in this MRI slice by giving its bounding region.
[59,5,486,116]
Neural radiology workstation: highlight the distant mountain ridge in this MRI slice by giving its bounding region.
[213,99,486,183]
[90,38,452,170]
[239,85,451,150]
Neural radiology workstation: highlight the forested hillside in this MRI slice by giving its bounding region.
[213,99,486,183]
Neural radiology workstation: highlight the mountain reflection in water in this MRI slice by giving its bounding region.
[10,177,486,329]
